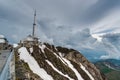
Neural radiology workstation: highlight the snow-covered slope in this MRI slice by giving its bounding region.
[15,42,104,80]
[18,47,53,80]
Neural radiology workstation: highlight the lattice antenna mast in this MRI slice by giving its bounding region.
[32,10,37,37]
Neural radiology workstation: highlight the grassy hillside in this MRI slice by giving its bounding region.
[95,61,120,80]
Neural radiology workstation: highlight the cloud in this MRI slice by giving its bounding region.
[0,0,120,41]
[0,0,120,60]
[80,0,120,24]
[91,9,120,34]
[100,33,120,59]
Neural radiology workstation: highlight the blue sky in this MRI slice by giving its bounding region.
[0,0,120,60]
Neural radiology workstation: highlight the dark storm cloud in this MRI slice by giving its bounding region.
[79,0,120,25]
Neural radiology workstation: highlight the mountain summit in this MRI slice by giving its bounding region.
[14,11,105,80]
[15,39,105,80]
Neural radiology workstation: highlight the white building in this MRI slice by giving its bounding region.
[0,35,9,50]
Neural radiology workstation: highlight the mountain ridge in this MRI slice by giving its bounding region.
[15,41,105,80]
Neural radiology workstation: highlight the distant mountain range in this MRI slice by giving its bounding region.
[94,59,120,80]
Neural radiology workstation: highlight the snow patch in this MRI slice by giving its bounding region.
[63,58,84,80]
[13,44,18,48]
[58,52,67,65]
[45,46,67,65]
[53,52,67,65]
[80,64,94,80]
[18,47,53,80]
[29,47,33,53]
[39,44,46,53]
[46,60,74,80]
[104,63,116,70]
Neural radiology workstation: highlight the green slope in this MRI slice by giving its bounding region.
[95,61,120,80]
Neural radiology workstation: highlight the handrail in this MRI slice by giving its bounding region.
[0,50,13,80]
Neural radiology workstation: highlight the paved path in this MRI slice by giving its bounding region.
[0,50,11,73]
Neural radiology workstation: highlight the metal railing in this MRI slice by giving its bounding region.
[0,50,15,80]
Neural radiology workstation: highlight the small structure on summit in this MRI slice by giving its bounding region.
[0,35,8,50]
[21,10,39,47]
[0,35,12,50]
